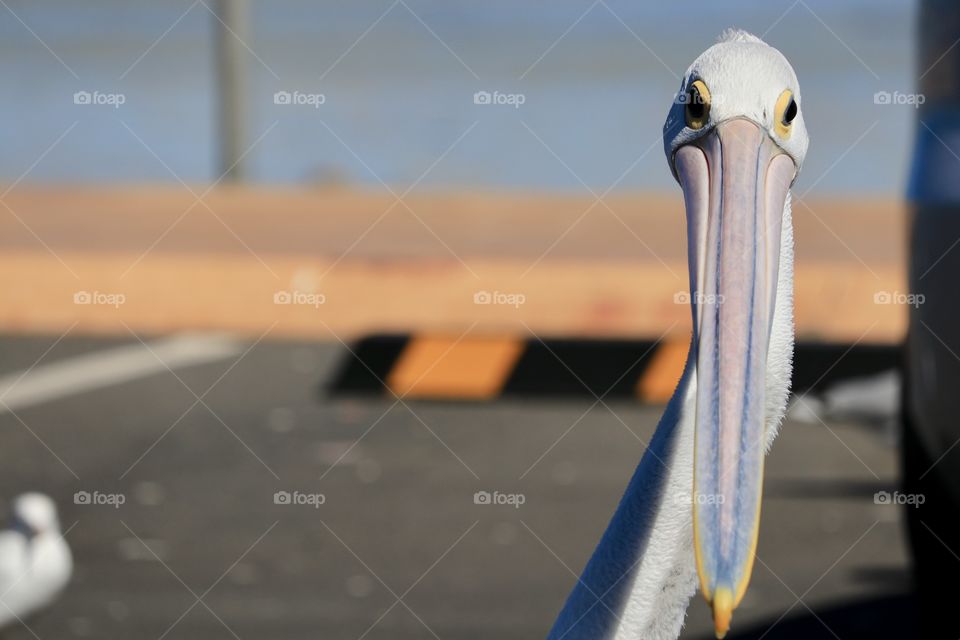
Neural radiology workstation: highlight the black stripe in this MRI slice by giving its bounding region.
[326,335,901,400]
[791,343,902,393]
[326,334,410,394]
[501,339,659,398]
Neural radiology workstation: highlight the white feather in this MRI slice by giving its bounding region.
[547,31,806,640]
[0,494,72,628]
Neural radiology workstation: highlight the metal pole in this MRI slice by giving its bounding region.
[214,0,249,182]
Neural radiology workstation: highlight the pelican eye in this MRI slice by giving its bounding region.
[774,89,797,137]
[684,80,711,130]
[783,99,797,123]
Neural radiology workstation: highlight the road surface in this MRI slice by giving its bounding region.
[0,333,912,639]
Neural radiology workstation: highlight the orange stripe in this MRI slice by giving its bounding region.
[388,336,524,400]
[636,339,688,402]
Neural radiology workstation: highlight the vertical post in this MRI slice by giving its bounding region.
[214,0,249,182]
[905,1,960,638]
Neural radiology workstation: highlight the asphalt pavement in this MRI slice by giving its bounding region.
[0,334,913,639]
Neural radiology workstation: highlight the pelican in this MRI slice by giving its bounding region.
[547,30,808,639]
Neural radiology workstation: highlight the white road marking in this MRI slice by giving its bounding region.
[0,334,242,413]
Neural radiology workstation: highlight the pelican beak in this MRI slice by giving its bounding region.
[673,118,796,638]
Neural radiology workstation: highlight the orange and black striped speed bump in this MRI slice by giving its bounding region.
[329,334,901,403]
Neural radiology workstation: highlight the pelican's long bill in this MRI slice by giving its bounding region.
[674,118,796,638]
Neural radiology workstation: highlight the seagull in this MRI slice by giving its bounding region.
[547,30,808,640]
[0,493,72,628]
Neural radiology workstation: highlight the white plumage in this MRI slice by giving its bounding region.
[548,30,809,639]
[0,493,72,628]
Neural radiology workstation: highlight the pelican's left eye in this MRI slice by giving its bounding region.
[774,89,797,137]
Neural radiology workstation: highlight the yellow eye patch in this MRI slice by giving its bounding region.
[685,80,711,130]
[774,89,797,138]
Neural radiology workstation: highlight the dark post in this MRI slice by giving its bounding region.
[904,1,960,637]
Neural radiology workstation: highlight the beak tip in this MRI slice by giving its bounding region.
[712,587,734,639]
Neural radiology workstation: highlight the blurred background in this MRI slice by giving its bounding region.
[0,0,949,638]
[1,0,913,190]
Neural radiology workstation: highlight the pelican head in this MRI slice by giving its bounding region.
[663,30,809,637]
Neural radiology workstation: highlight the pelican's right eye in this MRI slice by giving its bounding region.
[685,80,711,130]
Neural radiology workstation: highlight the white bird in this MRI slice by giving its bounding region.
[0,493,72,628]
[548,30,809,640]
